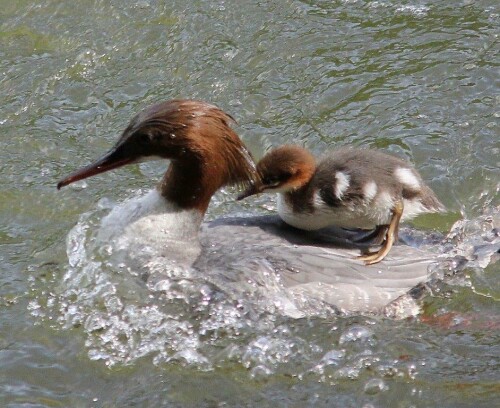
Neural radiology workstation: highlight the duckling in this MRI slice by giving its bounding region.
[238,145,445,265]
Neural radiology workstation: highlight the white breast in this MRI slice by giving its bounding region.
[98,189,203,264]
[277,194,334,230]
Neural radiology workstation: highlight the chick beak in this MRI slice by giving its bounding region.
[237,182,264,201]
[57,144,137,189]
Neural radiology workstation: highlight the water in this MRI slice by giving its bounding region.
[1,0,499,406]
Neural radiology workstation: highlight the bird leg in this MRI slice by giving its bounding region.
[357,200,404,265]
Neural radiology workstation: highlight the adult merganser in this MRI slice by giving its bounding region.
[238,145,445,265]
[57,100,444,315]
[57,99,259,268]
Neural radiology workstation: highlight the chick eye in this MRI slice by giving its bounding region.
[263,176,280,187]
[263,171,292,187]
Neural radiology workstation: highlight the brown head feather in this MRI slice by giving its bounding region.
[238,145,316,199]
[58,100,258,213]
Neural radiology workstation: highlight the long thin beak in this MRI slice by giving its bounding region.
[237,183,263,200]
[57,145,136,189]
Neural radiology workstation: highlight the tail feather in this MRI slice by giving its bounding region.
[420,185,445,213]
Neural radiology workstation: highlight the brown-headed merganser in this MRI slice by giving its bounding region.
[57,99,260,267]
[57,101,446,315]
[238,145,445,265]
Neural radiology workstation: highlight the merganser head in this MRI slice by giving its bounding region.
[238,145,316,200]
[58,99,257,213]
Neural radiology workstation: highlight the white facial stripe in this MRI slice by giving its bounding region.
[363,181,378,201]
[335,171,350,199]
[395,167,420,190]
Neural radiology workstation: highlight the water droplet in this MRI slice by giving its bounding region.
[364,378,388,394]
[339,325,375,345]
[321,349,345,366]
[250,364,273,378]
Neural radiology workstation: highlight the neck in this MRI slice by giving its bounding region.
[159,156,219,215]
[99,189,204,267]
[284,182,315,213]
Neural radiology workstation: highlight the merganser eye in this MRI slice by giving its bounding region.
[133,133,151,145]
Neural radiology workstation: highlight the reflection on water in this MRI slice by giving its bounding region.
[1,0,499,406]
